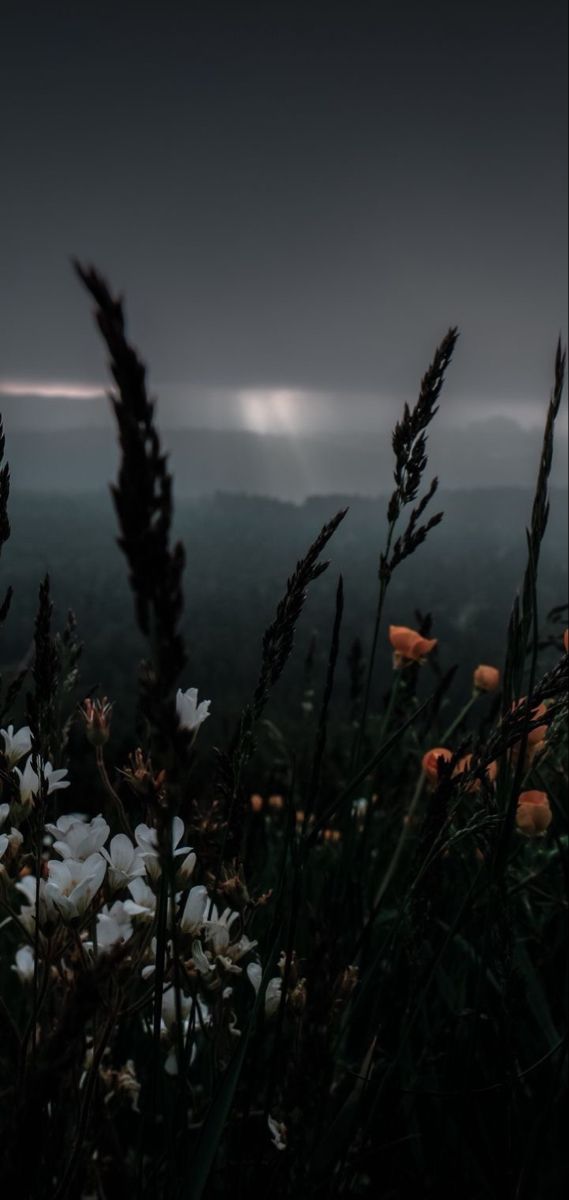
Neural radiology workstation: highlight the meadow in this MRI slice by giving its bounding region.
[0,264,567,1199]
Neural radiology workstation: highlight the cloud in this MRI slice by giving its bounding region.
[1,378,566,450]
[0,380,106,400]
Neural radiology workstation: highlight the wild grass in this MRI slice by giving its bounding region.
[0,268,567,1200]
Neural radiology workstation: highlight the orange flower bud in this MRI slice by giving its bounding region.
[454,754,498,792]
[250,793,264,813]
[516,790,552,837]
[323,828,342,843]
[525,738,547,767]
[527,704,549,746]
[421,746,453,785]
[268,793,284,811]
[564,629,568,653]
[389,625,438,669]
[473,664,500,693]
[512,699,548,746]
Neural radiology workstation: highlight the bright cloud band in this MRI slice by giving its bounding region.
[0,381,107,400]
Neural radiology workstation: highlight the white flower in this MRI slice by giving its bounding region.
[161,987,210,1075]
[246,964,282,1017]
[124,877,157,921]
[47,814,109,862]
[264,977,282,1017]
[161,986,195,1076]
[100,834,146,891]
[0,826,23,862]
[176,846,197,886]
[176,688,211,734]
[133,822,158,858]
[161,985,194,1032]
[12,945,35,983]
[202,904,240,955]
[0,802,10,830]
[141,936,158,980]
[40,761,70,793]
[13,758,42,810]
[134,817,195,883]
[352,797,369,818]
[91,901,134,953]
[44,853,107,922]
[180,885,208,935]
[13,756,70,811]
[191,938,218,987]
[215,955,243,977]
[1,724,32,767]
[16,874,60,933]
[47,812,87,832]
[225,933,258,963]
[246,962,262,994]
[268,1114,287,1151]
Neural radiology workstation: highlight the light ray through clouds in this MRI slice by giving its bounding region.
[0,380,566,437]
[237,388,304,436]
[236,387,314,492]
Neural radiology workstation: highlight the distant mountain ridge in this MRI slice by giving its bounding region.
[3,488,567,739]
[5,420,568,500]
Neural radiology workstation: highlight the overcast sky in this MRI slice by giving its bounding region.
[0,0,567,454]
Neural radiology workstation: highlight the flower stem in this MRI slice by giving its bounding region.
[371,770,426,913]
[95,746,132,837]
[440,692,479,744]
[352,523,396,767]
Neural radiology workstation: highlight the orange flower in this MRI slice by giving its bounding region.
[564,629,568,653]
[421,746,453,785]
[527,704,549,745]
[512,699,549,746]
[389,625,437,669]
[454,754,498,792]
[323,828,342,844]
[525,738,548,768]
[473,664,500,693]
[268,793,284,811]
[250,793,264,813]
[516,790,552,837]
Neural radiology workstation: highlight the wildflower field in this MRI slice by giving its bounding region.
[0,265,567,1199]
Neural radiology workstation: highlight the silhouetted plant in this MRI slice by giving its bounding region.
[0,282,566,1200]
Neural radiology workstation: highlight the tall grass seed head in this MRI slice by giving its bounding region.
[454,754,498,792]
[421,746,453,785]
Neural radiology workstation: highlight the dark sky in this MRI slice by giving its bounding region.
[1,0,567,458]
